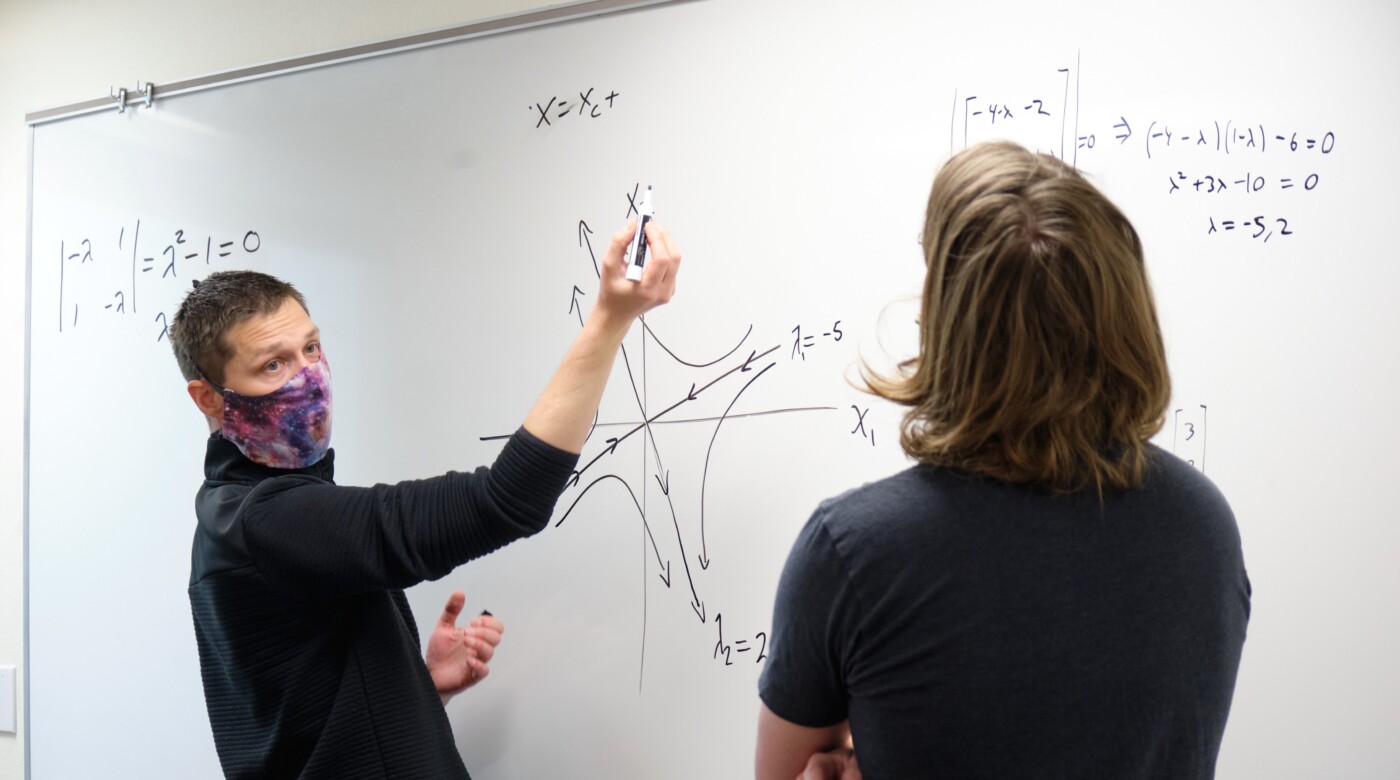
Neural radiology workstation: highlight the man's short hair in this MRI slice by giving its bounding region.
[863,141,1171,493]
[168,270,308,385]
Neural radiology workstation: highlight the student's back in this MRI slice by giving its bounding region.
[761,445,1248,778]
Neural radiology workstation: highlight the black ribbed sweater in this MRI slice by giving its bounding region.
[189,428,578,779]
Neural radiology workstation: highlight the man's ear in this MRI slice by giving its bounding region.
[187,379,224,426]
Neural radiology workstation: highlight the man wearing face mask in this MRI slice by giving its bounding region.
[168,220,680,780]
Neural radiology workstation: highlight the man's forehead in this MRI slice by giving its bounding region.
[228,299,318,356]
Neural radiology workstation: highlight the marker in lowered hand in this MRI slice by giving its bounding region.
[625,185,654,282]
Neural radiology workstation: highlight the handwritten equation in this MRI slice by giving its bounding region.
[1131,123,1335,160]
[790,321,843,361]
[1206,215,1293,241]
[1167,171,1320,196]
[713,612,767,667]
[531,86,621,128]
[951,55,1339,243]
[55,221,261,342]
[955,84,1338,162]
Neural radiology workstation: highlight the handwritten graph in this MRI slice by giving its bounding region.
[479,184,887,689]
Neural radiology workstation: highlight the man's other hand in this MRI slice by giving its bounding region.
[426,591,503,704]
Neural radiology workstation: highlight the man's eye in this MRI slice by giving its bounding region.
[264,360,282,372]
[305,342,321,356]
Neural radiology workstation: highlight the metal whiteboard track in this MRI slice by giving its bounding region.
[23,0,683,126]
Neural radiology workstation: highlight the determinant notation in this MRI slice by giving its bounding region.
[57,221,261,339]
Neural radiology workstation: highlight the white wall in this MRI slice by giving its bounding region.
[0,3,554,777]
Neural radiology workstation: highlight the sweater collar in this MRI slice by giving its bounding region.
[203,431,337,484]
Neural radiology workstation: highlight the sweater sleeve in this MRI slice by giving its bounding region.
[238,427,578,598]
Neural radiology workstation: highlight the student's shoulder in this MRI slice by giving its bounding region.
[810,464,973,538]
[1140,443,1234,519]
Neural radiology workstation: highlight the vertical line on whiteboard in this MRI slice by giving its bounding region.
[950,88,957,154]
[1200,404,1208,474]
[1072,50,1082,169]
[642,317,648,511]
[1059,66,1069,160]
[641,318,648,544]
[130,219,140,314]
[639,317,649,693]
[639,513,647,693]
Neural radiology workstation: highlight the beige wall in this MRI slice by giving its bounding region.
[0,2,553,776]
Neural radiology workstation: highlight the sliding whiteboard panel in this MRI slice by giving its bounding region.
[27,1,1400,777]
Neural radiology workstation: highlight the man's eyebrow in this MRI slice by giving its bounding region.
[247,329,319,364]
[246,342,289,363]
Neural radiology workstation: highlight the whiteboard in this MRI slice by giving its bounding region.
[25,1,1400,777]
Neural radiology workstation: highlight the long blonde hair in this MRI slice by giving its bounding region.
[864,142,1170,493]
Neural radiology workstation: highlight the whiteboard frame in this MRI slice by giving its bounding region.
[21,3,1400,772]
[22,0,687,126]
[21,125,34,780]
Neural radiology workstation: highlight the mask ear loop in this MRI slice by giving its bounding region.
[200,371,229,396]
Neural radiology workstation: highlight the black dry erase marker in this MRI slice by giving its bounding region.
[625,185,654,282]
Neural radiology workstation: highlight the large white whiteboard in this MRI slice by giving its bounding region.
[25,1,1400,777]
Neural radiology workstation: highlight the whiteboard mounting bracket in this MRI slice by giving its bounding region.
[109,82,154,114]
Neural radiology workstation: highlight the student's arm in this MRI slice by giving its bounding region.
[758,507,864,779]
[756,704,856,780]
[522,219,680,453]
[795,747,860,780]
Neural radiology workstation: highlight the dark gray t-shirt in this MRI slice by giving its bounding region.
[759,445,1250,779]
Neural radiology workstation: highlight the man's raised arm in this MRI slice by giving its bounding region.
[522,219,680,453]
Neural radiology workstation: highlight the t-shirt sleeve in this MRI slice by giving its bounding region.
[238,426,578,597]
[758,504,859,728]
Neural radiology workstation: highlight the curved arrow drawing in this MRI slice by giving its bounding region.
[655,473,703,620]
[698,361,776,570]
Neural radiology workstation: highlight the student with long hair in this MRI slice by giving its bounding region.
[756,142,1250,780]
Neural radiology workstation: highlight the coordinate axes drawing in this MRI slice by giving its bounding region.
[481,184,866,690]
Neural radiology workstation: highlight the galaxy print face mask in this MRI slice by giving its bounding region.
[219,358,333,469]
